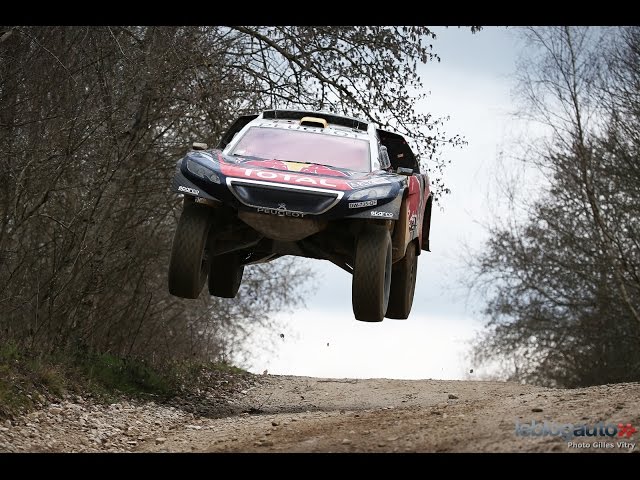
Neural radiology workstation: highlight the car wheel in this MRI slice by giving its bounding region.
[352,225,392,322]
[385,241,418,319]
[168,203,213,299]
[208,253,245,298]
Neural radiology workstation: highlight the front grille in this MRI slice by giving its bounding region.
[229,180,340,215]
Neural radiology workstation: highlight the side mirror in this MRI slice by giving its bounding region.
[192,142,208,150]
[379,145,391,170]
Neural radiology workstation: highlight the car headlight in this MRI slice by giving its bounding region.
[349,184,393,201]
[186,158,221,184]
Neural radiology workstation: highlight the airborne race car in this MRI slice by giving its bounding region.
[168,110,432,322]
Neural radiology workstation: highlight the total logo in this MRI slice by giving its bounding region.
[243,168,338,187]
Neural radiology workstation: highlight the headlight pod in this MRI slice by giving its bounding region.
[186,158,221,184]
[349,184,394,201]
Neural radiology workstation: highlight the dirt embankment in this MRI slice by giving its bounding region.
[1,375,638,453]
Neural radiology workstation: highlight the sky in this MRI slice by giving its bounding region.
[236,27,528,380]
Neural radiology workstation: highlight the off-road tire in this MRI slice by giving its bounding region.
[168,203,213,299]
[385,241,418,319]
[208,254,244,298]
[352,226,392,322]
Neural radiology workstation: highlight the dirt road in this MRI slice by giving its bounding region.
[138,376,639,453]
[2,375,638,453]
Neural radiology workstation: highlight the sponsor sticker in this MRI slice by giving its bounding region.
[409,213,418,230]
[370,211,393,218]
[348,200,378,209]
[256,206,306,218]
[347,177,391,189]
[178,185,199,195]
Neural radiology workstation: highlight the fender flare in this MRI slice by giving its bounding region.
[421,194,432,252]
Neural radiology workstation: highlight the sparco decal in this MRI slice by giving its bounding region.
[348,199,377,209]
[243,169,338,188]
[370,211,394,218]
[257,206,306,218]
[178,185,199,195]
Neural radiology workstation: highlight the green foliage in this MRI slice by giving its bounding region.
[77,353,175,398]
[0,341,250,419]
[0,343,62,417]
[205,362,246,375]
[0,364,27,415]
[0,342,20,363]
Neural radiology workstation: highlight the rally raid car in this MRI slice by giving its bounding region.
[168,109,432,322]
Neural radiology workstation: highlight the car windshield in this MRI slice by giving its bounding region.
[229,126,371,172]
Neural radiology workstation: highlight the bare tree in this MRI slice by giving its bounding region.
[469,26,640,387]
[0,26,456,365]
